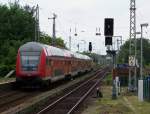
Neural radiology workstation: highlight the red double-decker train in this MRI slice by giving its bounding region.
[16,42,93,87]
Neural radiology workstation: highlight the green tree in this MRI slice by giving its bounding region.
[39,33,66,49]
[0,3,66,76]
[118,38,150,66]
[0,3,35,42]
[55,37,66,49]
[0,3,35,75]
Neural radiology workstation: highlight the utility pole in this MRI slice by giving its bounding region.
[77,44,79,52]
[69,28,71,50]
[140,25,143,80]
[48,13,57,46]
[81,40,86,52]
[96,27,101,36]
[37,5,40,42]
[15,0,19,4]
[118,36,123,50]
[113,36,122,51]
[129,0,136,91]
[117,39,119,51]
[34,5,40,42]
[140,23,149,79]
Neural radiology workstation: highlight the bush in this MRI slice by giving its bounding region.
[0,64,15,77]
[104,74,112,85]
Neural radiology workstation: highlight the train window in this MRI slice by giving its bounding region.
[46,58,51,66]
[46,58,49,65]
[65,61,68,65]
[21,55,39,71]
[49,60,52,66]
[21,51,40,56]
[69,61,71,65]
[51,61,54,66]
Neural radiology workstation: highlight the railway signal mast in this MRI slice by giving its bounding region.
[89,42,92,52]
[129,0,136,91]
[104,18,117,99]
[48,13,57,46]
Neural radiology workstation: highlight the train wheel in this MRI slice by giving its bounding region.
[65,75,72,81]
[47,79,51,89]
[40,80,51,91]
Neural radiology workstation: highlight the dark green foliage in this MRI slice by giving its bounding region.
[0,64,15,76]
[39,33,52,45]
[0,3,35,76]
[81,52,103,64]
[0,3,35,42]
[0,3,66,76]
[39,33,67,49]
[118,38,150,66]
[55,37,66,49]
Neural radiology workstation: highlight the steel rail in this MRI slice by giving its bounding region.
[67,72,107,114]
[37,68,107,114]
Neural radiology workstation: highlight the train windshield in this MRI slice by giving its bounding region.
[20,52,40,71]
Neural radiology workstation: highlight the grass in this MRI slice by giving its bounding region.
[82,86,133,114]
[97,86,133,114]
[103,73,112,85]
[82,73,150,114]
[126,95,150,114]
[82,85,150,114]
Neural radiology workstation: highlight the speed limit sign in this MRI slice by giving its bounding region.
[129,56,135,66]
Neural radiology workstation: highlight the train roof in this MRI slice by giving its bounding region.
[19,42,91,60]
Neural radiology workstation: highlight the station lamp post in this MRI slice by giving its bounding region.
[81,40,86,52]
[133,32,141,90]
[140,23,149,79]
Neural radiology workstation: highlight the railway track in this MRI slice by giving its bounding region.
[0,76,84,112]
[0,69,99,113]
[0,90,40,112]
[0,67,108,114]
[36,68,108,114]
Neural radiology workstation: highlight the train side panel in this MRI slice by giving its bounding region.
[15,42,93,87]
[39,49,47,78]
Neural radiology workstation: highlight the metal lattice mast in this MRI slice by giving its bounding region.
[129,0,136,90]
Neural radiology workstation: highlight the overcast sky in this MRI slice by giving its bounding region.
[1,0,150,54]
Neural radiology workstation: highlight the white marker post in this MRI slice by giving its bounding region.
[138,80,143,101]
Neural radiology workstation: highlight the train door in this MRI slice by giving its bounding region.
[65,59,70,75]
[69,59,72,74]
[63,59,67,76]
[46,57,52,77]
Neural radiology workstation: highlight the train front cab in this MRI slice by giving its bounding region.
[16,49,46,86]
